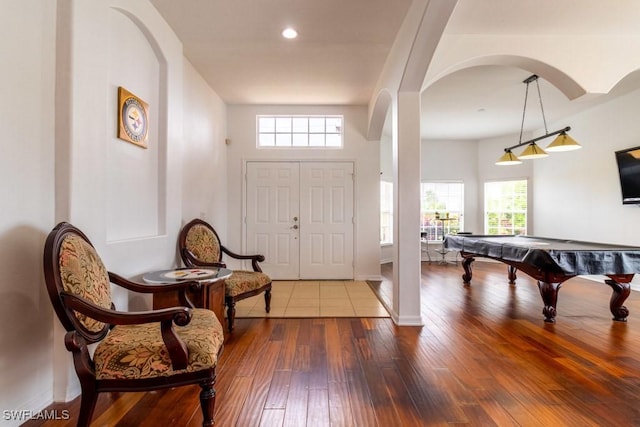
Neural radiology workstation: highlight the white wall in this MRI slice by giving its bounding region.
[533,89,640,247]
[0,1,56,419]
[381,138,479,262]
[533,90,640,288]
[51,1,187,403]
[477,133,535,234]
[181,59,228,237]
[476,89,640,248]
[226,105,381,280]
[106,8,162,242]
[4,0,640,422]
[0,1,229,423]
[422,139,479,234]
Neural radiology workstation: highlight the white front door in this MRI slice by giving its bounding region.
[246,162,300,279]
[299,162,354,279]
[246,161,354,280]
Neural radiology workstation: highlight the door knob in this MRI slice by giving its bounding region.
[290,225,298,230]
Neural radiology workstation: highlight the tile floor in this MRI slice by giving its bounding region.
[234,280,389,318]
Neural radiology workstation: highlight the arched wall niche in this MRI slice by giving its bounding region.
[106,7,169,241]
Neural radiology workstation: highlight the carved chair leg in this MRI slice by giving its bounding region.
[226,298,236,332]
[199,377,217,427]
[77,385,98,427]
[264,287,271,313]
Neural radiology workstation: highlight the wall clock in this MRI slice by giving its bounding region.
[117,86,149,148]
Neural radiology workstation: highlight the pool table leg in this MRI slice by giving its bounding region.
[537,281,562,323]
[507,265,517,284]
[604,275,632,321]
[461,256,474,284]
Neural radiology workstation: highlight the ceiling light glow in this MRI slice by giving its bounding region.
[282,27,298,39]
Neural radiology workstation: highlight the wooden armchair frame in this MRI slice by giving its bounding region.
[178,218,272,332]
[43,222,223,426]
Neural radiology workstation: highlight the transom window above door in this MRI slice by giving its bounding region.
[256,115,343,148]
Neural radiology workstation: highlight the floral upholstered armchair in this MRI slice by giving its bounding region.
[179,218,272,332]
[43,222,224,427]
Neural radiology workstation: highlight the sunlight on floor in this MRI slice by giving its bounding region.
[235,280,389,318]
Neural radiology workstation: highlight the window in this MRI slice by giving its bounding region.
[420,182,464,241]
[257,115,343,148]
[380,181,393,244]
[484,180,528,235]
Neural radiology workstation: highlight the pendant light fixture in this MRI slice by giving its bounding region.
[496,75,581,165]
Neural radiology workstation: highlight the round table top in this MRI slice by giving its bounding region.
[142,267,232,284]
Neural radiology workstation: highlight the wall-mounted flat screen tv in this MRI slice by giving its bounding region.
[615,145,640,204]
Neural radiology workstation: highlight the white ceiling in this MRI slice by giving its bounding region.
[420,66,603,141]
[149,0,412,105]
[149,0,640,141]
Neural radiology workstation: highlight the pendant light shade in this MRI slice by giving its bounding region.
[496,150,522,166]
[545,131,581,152]
[495,74,580,165]
[518,143,548,159]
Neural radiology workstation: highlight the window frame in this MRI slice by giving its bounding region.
[483,179,528,235]
[256,115,344,149]
[380,180,393,245]
[420,181,464,242]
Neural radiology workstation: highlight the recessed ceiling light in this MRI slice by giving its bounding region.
[282,27,298,39]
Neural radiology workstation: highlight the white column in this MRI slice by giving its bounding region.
[392,91,423,325]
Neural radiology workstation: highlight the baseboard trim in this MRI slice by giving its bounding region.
[392,313,424,326]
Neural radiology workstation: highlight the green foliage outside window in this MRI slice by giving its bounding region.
[420,182,463,240]
[484,180,527,235]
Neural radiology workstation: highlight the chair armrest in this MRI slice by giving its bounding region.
[61,292,191,369]
[61,291,192,325]
[180,248,227,269]
[220,245,265,272]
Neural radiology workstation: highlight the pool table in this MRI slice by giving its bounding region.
[444,234,640,322]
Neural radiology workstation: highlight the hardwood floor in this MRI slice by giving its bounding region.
[25,262,640,426]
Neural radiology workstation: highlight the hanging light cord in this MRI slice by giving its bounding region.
[518,79,529,145]
[503,74,570,152]
[534,77,549,135]
[498,74,579,163]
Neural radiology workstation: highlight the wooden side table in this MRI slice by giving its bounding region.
[142,267,231,331]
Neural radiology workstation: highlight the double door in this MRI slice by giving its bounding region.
[246,161,354,280]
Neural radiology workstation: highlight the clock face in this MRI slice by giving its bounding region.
[117,87,149,147]
[121,97,148,143]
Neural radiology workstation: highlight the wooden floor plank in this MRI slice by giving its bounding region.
[327,380,356,427]
[361,362,400,426]
[25,262,640,427]
[282,371,309,426]
[234,341,283,427]
[308,321,328,390]
[306,388,330,427]
[263,369,292,410]
[345,367,379,426]
[133,387,200,427]
[324,318,348,383]
[211,376,253,426]
[258,408,285,427]
[90,392,145,427]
